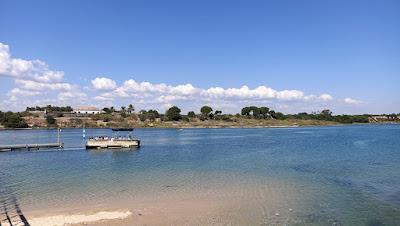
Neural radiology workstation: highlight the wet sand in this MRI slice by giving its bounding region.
[23,175,311,226]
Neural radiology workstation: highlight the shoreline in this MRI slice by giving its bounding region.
[0,121,399,130]
[26,210,132,226]
[19,173,312,226]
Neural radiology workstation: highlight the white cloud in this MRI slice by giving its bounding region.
[276,90,304,100]
[94,96,113,101]
[91,77,117,90]
[344,97,365,105]
[15,79,73,91]
[319,93,334,101]
[0,43,64,83]
[93,78,339,113]
[170,84,198,96]
[0,42,87,110]
[58,91,87,101]
[8,88,40,96]
[7,88,41,101]
[157,95,189,103]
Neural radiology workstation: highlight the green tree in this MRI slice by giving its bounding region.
[26,106,73,112]
[259,107,270,119]
[269,110,276,119]
[273,112,286,120]
[200,106,213,116]
[0,111,4,123]
[321,109,332,117]
[65,106,73,112]
[249,106,260,118]
[146,109,160,121]
[187,111,196,118]
[46,116,56,125]
[3,113,28,128]
[166,106,182,121]
[319,109,333,121]
[241,107,251,117]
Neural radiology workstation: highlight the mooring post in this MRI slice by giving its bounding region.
[57,128,62,149]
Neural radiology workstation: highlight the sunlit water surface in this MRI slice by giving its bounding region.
[0,125,399,225]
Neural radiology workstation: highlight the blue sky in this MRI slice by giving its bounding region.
[0,0,399,114]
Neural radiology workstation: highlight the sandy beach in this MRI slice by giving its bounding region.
[20,175,309,226]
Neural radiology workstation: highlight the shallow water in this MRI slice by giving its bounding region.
[0,125,400,225]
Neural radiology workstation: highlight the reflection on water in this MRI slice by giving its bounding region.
[0,125,399,225]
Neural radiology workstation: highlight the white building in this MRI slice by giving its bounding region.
[73,106,101,114]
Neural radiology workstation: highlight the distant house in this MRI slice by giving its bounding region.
[73,106,101,115]
[369,115,398,122]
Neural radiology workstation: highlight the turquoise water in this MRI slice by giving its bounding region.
[0,125,400,225]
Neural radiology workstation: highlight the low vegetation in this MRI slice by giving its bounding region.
[285,110,370,123]
[0,111,29,128]
[1,105,399,129]
[46,115,57,126]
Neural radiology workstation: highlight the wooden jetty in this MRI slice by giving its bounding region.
[0,143,63,152]
[0,128,64,152]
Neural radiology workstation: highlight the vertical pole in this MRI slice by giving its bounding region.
[57,128,61,148]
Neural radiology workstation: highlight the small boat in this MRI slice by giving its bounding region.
[111,128,134,131]
[86,136,140,149]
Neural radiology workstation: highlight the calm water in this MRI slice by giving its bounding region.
[0,125,400,225]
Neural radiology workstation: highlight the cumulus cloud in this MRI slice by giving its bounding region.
[15,79,73,91]
[91,77,117,90]
[344,97,365,105]
[94,78,337,108]
[7,88,41,101]
[319,94,334,101]
[1,42,87,109]
[58,91,87,101]
[0,43,64,83]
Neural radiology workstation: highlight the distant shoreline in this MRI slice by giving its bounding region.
[1,121,398,130]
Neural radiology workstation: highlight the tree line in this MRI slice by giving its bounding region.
[284,109,370,123]
[0,111,28,128]
[156,105,290,121]
[26,105,73,112]
[2,104,400,128]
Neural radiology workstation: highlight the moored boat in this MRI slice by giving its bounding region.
[86,136,140,149]
[111,128,134,131]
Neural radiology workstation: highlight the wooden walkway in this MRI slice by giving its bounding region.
[0,143,63,152]
[1,175,30,226]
